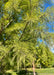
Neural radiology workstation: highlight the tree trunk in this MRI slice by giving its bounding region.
[32,61,36,75]
[40,64,41,69]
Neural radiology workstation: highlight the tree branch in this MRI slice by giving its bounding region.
[4,19,13,29]
[19,21,29,40]
[0,19,13,34]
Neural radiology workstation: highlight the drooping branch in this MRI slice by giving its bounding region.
[0,19,13,34]
[0,47,14,63]
[19,21,29,40]
[0,47,14,73]
[19,0,32,41]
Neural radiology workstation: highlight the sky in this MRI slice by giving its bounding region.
[44,0,54,11]
[44,0,54,52]
[44,0,54,8]
[44,0,54,32]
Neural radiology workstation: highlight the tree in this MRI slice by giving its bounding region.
[0,0,54,75]
[36,43,54,68]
